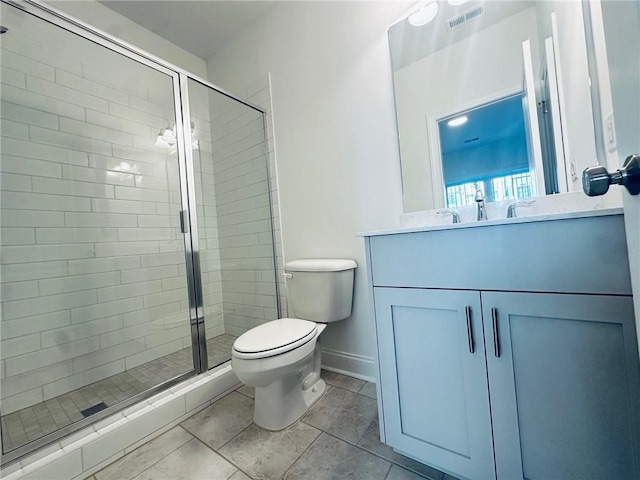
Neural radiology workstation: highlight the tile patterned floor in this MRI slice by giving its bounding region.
[89,370,460,480]
[1,334,237,453]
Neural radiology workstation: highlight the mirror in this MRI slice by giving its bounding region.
[390,1,600,213]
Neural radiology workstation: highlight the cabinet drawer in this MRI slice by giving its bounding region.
[369,214,631,295]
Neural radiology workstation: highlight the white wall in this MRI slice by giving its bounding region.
[205,2,409,376]
[45,0,207,78]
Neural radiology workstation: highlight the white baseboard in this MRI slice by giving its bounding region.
[321,348,376,383]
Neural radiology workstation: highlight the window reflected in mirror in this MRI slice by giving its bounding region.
[438,94,534,208]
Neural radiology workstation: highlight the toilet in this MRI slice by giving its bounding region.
[231,259,357,431]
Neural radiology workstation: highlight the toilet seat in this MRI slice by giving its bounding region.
[232,318,318,360]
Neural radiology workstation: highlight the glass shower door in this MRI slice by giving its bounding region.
[0,2,197,456]
[182,77,279,369]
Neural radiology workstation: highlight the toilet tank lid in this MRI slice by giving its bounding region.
[285,259,357,272]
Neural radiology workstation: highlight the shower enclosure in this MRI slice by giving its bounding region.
[0,0,279,463]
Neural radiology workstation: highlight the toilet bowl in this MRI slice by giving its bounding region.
[231,259,356,431]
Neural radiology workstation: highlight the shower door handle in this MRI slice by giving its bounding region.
[179,210,189,233]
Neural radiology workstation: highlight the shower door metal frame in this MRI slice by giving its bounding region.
[176,73,208,373]
[0,0,268,466]
[176,73,285,368]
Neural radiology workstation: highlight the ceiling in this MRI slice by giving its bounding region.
[99,1,535,68]
[98,1,275,60]
[389,1,535,71]
[439,93,526,154]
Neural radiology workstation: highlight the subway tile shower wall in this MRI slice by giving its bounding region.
[205,75,281,337]
[243,75,287,322]
[0,42,215,414]
[189,84,225,341]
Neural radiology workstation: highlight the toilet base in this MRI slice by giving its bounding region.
[254,374,326,431]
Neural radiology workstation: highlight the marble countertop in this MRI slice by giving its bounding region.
[357,207,624,237]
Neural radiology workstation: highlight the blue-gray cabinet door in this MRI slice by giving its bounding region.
[374,287,495,480]
[483,292,640,480]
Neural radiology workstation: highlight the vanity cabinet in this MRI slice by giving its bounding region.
[374,288,494,479]
[364,214,640,480]
[484,291,638,480]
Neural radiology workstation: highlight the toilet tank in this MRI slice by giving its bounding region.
[284,259,357,322]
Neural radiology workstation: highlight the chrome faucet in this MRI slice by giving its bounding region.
[475,190,488,221]
[437,209,461,224]
[506,200,536,218]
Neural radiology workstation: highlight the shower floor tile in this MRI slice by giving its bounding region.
[1,333,237,454]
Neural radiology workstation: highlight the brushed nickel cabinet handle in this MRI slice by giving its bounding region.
[492,307,500,358]
[465,306,474,354]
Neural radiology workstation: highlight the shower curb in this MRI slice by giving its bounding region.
[0,365,240,480]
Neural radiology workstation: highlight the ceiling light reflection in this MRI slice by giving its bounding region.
[408,2,439,27]
[447,115,468,127]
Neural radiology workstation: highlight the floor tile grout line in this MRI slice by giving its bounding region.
[181,420,239,454]
[382,461,394,480]
[295,417,398,470]
[278,427,402,480]
[93,425,196,480]
[322,381,373,400]
[234,388,253,400]
[182,389,326,480]
[278,427,324,480]
[356,441,436,480]
[300,415,434,480]
[179,397,259,477]
[357,381,377,398]
[323,381,365,394]
[194,422,262,480]
[353,427,439,480]
[186,433,253,480]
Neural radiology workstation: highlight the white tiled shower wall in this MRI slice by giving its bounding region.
[250,75,287,320]
[0,18,212,414]
[189,85,225,338]
[249,75,287,320]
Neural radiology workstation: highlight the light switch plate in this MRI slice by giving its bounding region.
[605,112,617,152]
